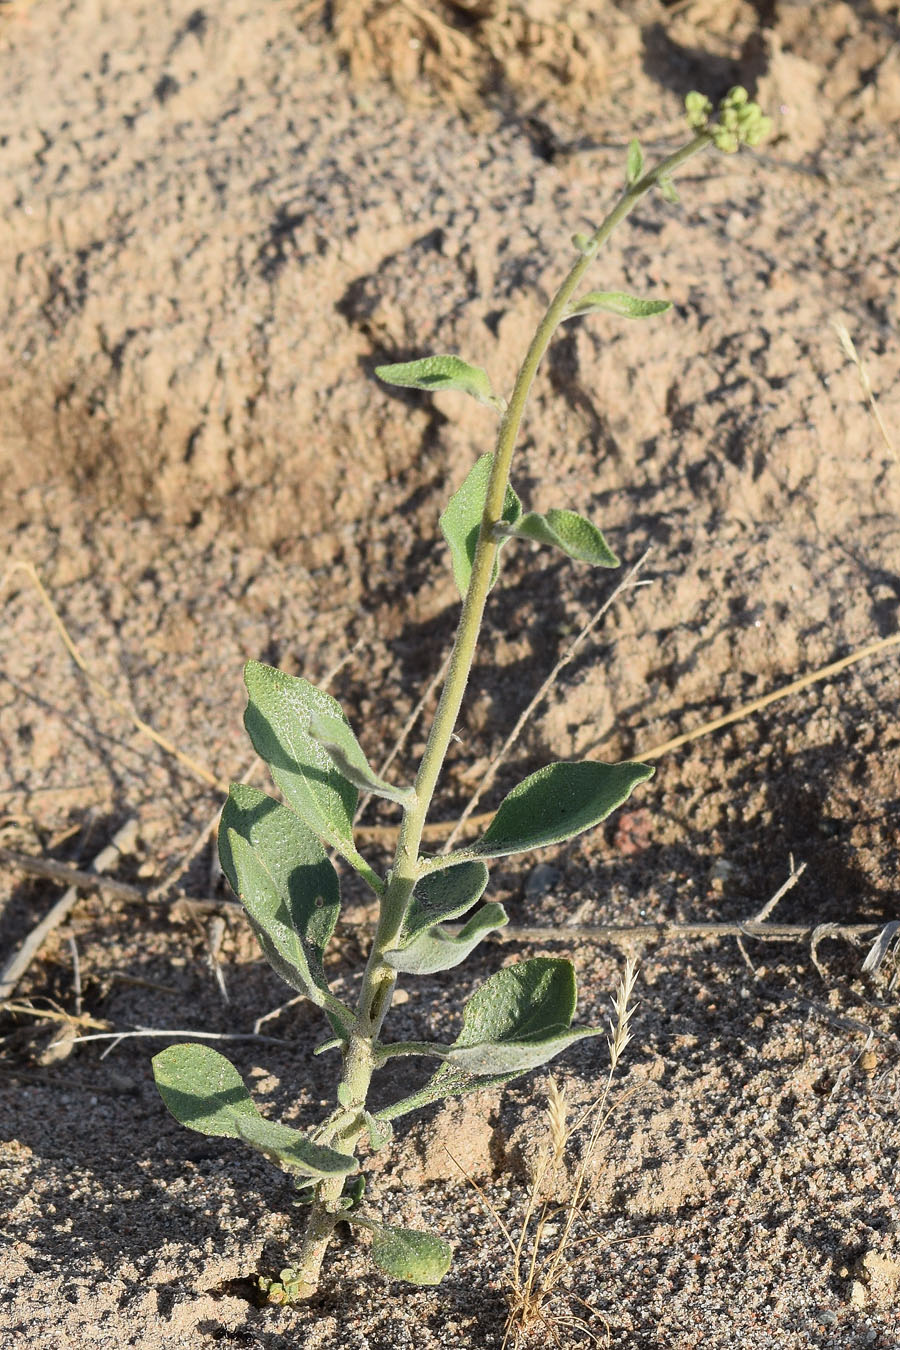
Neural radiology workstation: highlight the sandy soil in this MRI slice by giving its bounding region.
[2,1,900,1346]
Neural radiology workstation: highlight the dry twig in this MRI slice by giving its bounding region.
[0,846,886,954]
[0,817,139,1000]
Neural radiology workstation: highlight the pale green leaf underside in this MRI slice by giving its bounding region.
[152,1044,356,1179]
[471,760,654,857]
[370,1225,453,1286]
[242,661,381,891]
[218,784,345,1021]
[448,1026,601,1074]
[308,711,414,808]
[504,508,619,567]
[384,901,508,975]
[566,291,672,320]
[377,959,598,1116]
[440,453,522,597]
[376,355,495,407]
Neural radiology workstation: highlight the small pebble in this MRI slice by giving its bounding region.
[524,863,560,900]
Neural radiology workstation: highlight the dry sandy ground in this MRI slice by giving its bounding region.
[2,1,900,1346]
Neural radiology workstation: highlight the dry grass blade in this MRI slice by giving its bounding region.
[832,318,896,462]
[357,628,900,844]
[501,959,638,1349]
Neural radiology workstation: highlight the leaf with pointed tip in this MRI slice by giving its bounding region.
[446,957,602,1075]
[440,453,522,597]
[402,861,490,944]
[375,355,496,408]
[152,1044,356,1179]
[363,1111,393,1152]
[566,291,672,321]
[626,137,644,185]
[657,174,680,205]
[467,760,653,858]
[502,508,618,568]
[242,661,382,892]
[384,902,508,975]
[307,711,414,808]
[219,785,349,1031]
[376,960,599,1117]
[369,1225,452,1286]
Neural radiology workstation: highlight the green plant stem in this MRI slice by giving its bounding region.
[390,131,713,894]
[289,129,712,1298]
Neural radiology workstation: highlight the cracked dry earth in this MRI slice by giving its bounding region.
[1,1,900,1347]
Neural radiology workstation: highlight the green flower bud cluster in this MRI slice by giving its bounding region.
[685,86,773,152]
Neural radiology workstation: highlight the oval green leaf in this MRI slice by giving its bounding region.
[657,174,680,205]
[219,785,345,1017]
[152,1044,357,1179]
[242,661,382,892]
[370,1225,452,1287]
[375,355,496,407]
[440,453,522,597]
[566,291,672,321]
[402,860,490,944]
[505,508,618,567]
[471,760,654,858]
[446,956,602,1075]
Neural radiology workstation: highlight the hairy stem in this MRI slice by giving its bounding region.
[291,129,712,1297]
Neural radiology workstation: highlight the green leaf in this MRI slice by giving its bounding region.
[440,453,522,597]
[375,355,497,408]
[152,1044,357,1179]
[384,859,496,974]
[566,291,672,321]
[369,1225,452,1286]
[343,1174,366,1210]
[242,661,382,892]
[444,957,600,1075]
[402,861,490,943]
[307,711,414,808]
[384,902,509,975]
[626,137,644,185]
[657,174,680,205]
[218,785,346,1021]
[363,1111,393,1152]
[501,508,619,568]
[376,959,601,1118]
[469,760,653,858]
